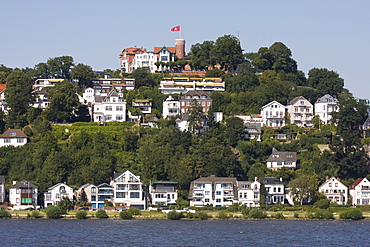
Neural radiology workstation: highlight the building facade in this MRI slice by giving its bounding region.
[0,176,5,204]
[266,148,297,170]
[314,94,339,125]
[159,77,225,94]
[149,182,178,205]
[0,129,27,148]
[9,181,38,209]
[237,179,261,207]
[92,89,127,124]
[260,100,286,127]
[319,177,348,205]
[286,96,314,127]
[162,96,180,118]
[349,178,370,205]
[179,90,212,114]
[44,183,74,208]
[262,177,286,205]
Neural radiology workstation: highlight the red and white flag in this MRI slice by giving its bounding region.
[171,26,180,31]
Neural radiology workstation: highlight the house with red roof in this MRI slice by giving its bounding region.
[0,129,27,148]
[349,178,370,205]
[0,84,7,112]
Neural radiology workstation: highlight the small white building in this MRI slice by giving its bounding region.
[33,79,64,91]
[262,177,286,205]
[162,96,180,118]
[286,96,314,127]
[189,175,238,207]
[237,178,260,207]
[44,183,74,208]
[319,177,348,205]
[149,182,178,205]
[111,170,146,210]
[266,148,297,170]
[0,129,27,148]
[314,94,339,125]
[349,178,370,205]
[93,89,127,124]
[9,180,38,210]
[260,100,286,127]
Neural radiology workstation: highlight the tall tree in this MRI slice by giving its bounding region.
[212,35,244,72]
[187,99,205,135]
[289,174,318,205]
[5,70,34,128]
[47,56,74,80]
[308,68,344,96]
[189,40,215,70]
[71,63,95,92]
[131,68,156,88]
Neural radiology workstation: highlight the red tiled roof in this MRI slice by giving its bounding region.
[154,46,176,54]
[0,129,27,138]
[0,84,6,93]
[119,48,147,56]
[349,178,364,189]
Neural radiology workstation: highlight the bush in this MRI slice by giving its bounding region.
[0,208,11,218]
[306,209,334,219]
[273,213,285,219]
[293,213,299,218]
[249,209,267,219]
[31,211,41,218]
[195,212,209,220]
[128,207,141,216]
[313,199,330,209]
[76,210,88,219]
[45,206,66,219]
[95,209,109,219]
[119,211,133,220]
[241,208,250,218]
[167,210,182,220]
[217,211,229,219]
[339,209,364,220]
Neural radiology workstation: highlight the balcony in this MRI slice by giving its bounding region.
[193,193,204,198]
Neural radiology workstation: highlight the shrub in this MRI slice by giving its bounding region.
[273,213,285,219]
[339,209,364,220]
[167,210,181,220]
[293,213,299,218]
[217,211,229,220]
[95,209,109,219]
[249,209,267,219]
[241,208,250,218]
[119,211,133,220]
[195,212,209,220]
[76,211,88,219]
[307,209,334,219]
[314,199,330,209]
[31,211,41,218]
[128,207,141,216]
[45,206,65,219]
[0,208,11,218]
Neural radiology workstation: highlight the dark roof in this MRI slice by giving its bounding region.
[288,96,309,105]
[261,177,283,185]
[10,180,37,189]
[266,148,297,162]
[0,175,4,184]
[151,182,178,185]
[189,175,238,200]
[349,178,364,189]
[0,129,27,138]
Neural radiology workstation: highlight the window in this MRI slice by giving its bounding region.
[91,187,96,193]
[16,188,19,194]
[116,184,126,190]
[17,138,24,143]
[205,198,210,203]
[10,131,16,136]
[105,106,112,111]
[106,115,112,120]
[116,106,123,111]
[273,188,276,192]
[116,192,126,198]
[116,115,123,121]
[4,138,10,143]
[216,191,221,195]
[130,192,140,198]
[335,183,338,187]
[91,195,96,201]
[205,191,210,195]
[216,199,221,203]
[329,183,332,187]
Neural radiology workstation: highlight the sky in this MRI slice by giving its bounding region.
[1,0,370,98]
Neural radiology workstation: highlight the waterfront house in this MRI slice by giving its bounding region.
[0,175,5,204]
[149,182,178,205]
[159,77,225,94]
[286,96,314,127]
[44,183,74,208]
[9,180,38,210]
[0,129,27,148]
[349,178,370,205]
[95,183,114,209]
[76,183,97,204]
[111,170,147,210]
[266,148,297,170]
[237,178,260,207]
[188,175,238,207]
[319,177,348,205]
[261,177,286,205]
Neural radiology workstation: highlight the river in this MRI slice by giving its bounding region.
[0,219,368,246]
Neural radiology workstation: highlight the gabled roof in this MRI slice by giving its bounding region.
[288,96,311,106]
[47,182,71,191]
[349,178,370,189]
[192,175,237,184]
[266,149,297,162]
[154,46,176,54]
[180,90,211,99]
[97,183,113,188]
[120,47,147,56]
[113,170,141,182]
[315,94,338,104]
[261,100,286,109]
[319,177,347,189]
[0,129,27,138]
[10,180,37,189]
[261,177,283,185]
[79,183,96,189]
[0,84,6,93]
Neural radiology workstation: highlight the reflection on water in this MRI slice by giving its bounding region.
[1,219,368,246]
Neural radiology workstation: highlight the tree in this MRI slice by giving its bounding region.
[308,68,344,96]
[189,41,215,70]
[212,35,244,72]
[187,99,205,135]
[71,63,95,91]
[47,56,74,80]
[289,174,318,205]
[225,117,244,147]
[45,80,80,122]
[45,206,66,219]
[58,196,74,211]
[131,68,156,88]
[5,70,34,128]
[34,62,51,79]
[80,188,88,202]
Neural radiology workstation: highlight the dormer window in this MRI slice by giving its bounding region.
[10,131,16,136]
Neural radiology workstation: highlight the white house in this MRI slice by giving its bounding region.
[162,96,180,118]
[349,178,370,205]
[9,180,38,210]
[111,170,146,210]
[314,94,339,124]
[266,148,297,170]
[0,176,5,204]
[319,177,348,205]
[44,183,74,208]
[93,89,127,124]
[261,177,286,205]
[0,129,27,148]
[149,182,178,205]
[237,178,260,207]
[260,100,286,127]
[286,96,314,127]
[33,79,64,91]
[188,175,238,207]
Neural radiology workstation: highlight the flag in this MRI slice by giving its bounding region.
[171,26,180,31]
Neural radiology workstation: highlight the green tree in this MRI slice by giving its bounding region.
[225,117,244,147]
[189,40,216,70]
[47,56,74,80]
[5,70,34,128]
[187,99,205,135]
[308,68,344,96]
[71,63,95,91]
[95,209,109,219]
[34,62,51,79]
[131,68,156,88]
[212,35,244,72]
[289,174,319,205]
[58,196,74,211]
[45,206,66,219]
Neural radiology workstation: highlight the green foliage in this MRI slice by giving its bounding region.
[241,208,250,218]
[0,208,11,218]
[95,209,109,219]
[31,211,41,218]
[128,207,141,215]
[195,211,209,220]
[339,209,363,220]
[45,206,66,219]
[167,210,182,220]
[313,199,331,209]
[273,213,285,219]
[293,212,299,218]
[58,197,74,211]
[217,210,230,219]
[306,209,334,219]
[249,209,267,219]
[76,210,88,219]
[119,211,133,220]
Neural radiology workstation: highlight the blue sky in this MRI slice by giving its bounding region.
[1,0,369,98]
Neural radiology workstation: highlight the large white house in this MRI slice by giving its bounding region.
[237,178,260,207]
[44,183,74,208]
[349,178,370,205]
[111,170,146,210]
[93,89,127,124]
[0,129,27,148]
[9,180,38,210]
[266,148,297,170]
[260,100,286,127]
[314,94,339,124]
[149,182,178,205]
[261,177,286,205]
[188,175,238,207]
[162,96,180,118]
[319,177,348,205]
[286,96,314,127]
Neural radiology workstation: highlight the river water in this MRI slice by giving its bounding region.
[0,219,368,246]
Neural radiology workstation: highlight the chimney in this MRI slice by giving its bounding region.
[280,177,282,182]
[254,177,257,181]
[13,181,17,185]
[325,176,329,181]
[337,178,341,182]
